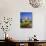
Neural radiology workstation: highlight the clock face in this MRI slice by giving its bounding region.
[29,0,43,8]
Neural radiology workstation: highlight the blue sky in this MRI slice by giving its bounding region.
[20,12,32,20]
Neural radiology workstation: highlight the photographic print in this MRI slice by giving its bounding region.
[20,12,32,28]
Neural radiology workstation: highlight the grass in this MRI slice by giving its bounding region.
[20,19,32,28]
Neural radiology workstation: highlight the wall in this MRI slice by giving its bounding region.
[0,0,46,40]
[44,15,46,40]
